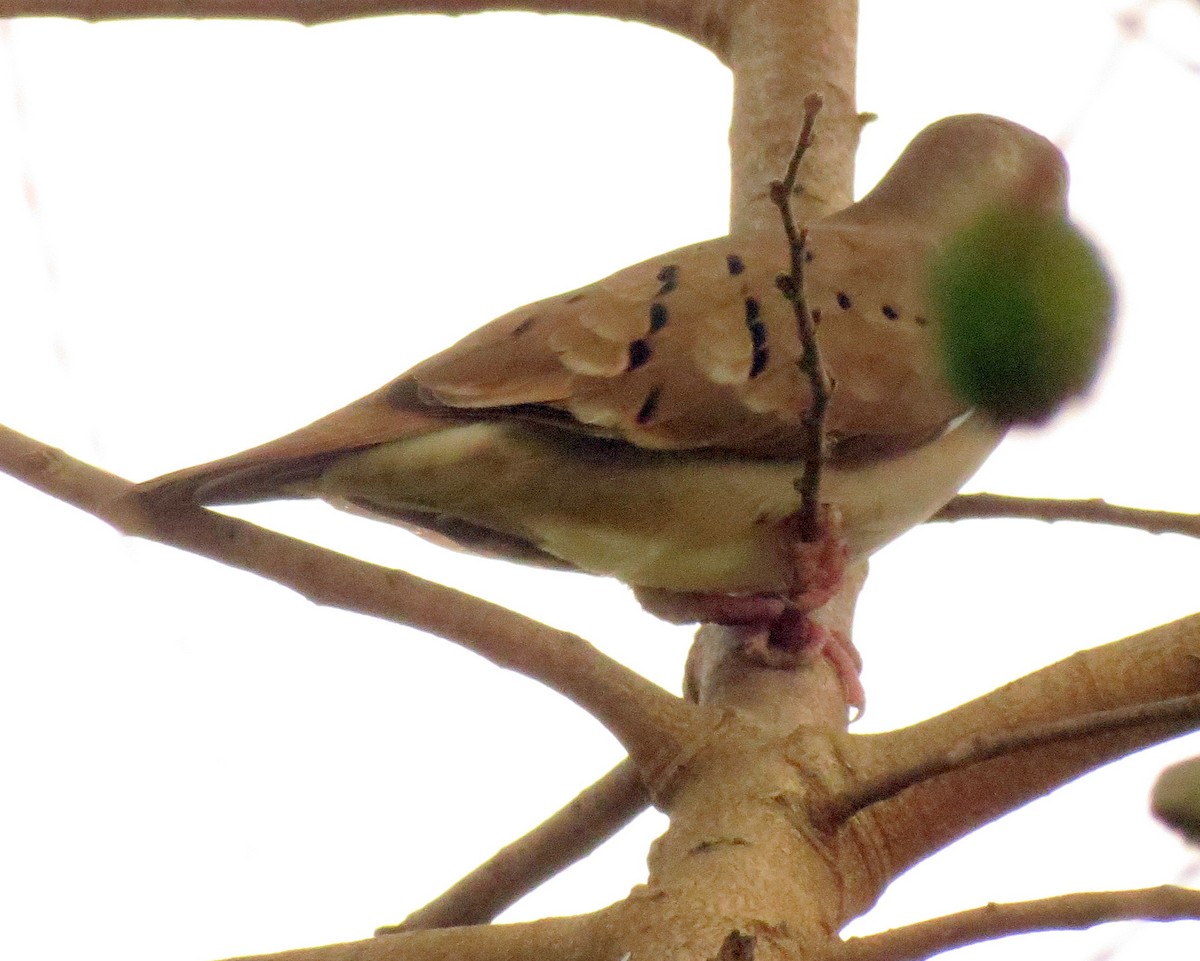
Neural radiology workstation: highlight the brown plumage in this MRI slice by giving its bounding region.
[134,114,1067,598]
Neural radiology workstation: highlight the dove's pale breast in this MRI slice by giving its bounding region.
[315,407,1000,593]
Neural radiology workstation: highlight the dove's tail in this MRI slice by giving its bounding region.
[129,377,449,508]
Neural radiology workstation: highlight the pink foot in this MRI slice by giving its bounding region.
[813,626,866,718]
[743,608,865,716]
[787,507,849,612]
[634,507,865,715]
[634,587,866,716]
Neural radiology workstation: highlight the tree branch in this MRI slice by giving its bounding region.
[933,492,1200,538]
[823,693,1200,825]
[837,886,1200,961]
[379,758,648,931]
[0,423,696,775]
[223,914,609,961]
[0,0,722,47]
[843,612,1200,878]
[726,0,859,231]
[0,0,861,231]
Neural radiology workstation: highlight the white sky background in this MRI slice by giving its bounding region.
[1,1,1200,959]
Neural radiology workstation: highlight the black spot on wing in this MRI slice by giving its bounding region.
[656,265,679,296]
[745,297,768,378]
[750,348,769,378]
[882,305,899,320]
[726,253,746,276]
[649,302,668,332]
[636,386,662,424]
[836,291,852,310]
[627,339,652,371]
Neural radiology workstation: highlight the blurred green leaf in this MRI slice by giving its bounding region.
[930,207,1116,424]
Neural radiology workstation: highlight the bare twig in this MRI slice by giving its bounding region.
[837,886,1200,961]
[0,0,709,43]
[933,492,1200,538]
[379,759,648,932]
[824,693,1200,826]
[769,92,833,542]
[0,424,696,773]
[222,913,605,961]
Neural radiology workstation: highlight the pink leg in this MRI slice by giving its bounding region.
[811,626,866,717]
[634,506,865,713]
[742,608,865,716]
[777,508,864,713]
[634,587,866,716]
[786,507,849,612]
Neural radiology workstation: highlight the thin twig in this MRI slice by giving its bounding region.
[0,423,696,774]
[769,92,833,542]
[0,0,710,44]
[837,886,1200,961]
[823,692,1200,825]
[933,492,1200,538]
[379,759,648,932]
[222,913,602,961]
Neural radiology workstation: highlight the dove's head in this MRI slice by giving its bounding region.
[844,114,1068,233]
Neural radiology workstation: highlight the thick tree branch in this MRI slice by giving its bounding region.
[824,693,1200,825]
[837,886,1200,961]
[727,0,859,231]
[844,612,1200,879]
[934,492,1200,538]
[379,759,648,931]
[0,424,695,775]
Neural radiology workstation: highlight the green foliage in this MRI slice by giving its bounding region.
[930,207,1115,424]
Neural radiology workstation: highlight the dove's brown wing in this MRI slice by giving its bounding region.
[411,225,969,460]
[135,225,966,506]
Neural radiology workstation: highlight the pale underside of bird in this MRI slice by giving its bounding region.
[135,114,1069,710]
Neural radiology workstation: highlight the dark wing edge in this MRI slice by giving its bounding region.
[129,379,450,508]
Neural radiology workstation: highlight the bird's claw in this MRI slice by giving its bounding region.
[634,587,865,717]
[739,610,865,717]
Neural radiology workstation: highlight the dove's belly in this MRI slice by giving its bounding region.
[317,416,1002,593]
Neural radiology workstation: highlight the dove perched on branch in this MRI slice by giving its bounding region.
[135,114,1077,710]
